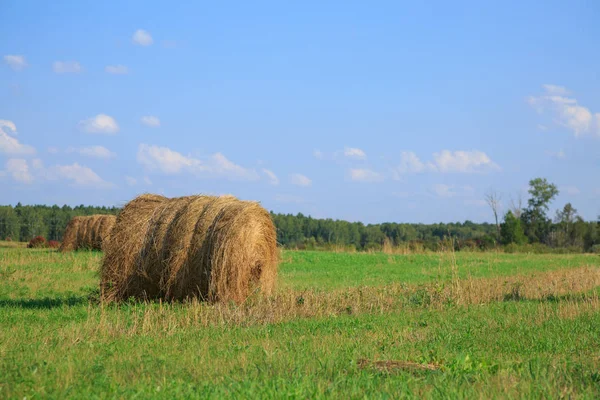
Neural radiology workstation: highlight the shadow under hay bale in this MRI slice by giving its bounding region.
[59,215,117,252]
[100,194,278,304]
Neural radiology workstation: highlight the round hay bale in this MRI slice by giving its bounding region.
[100,193,278,303]
[82,215,102,250]
[101,194,168,301]
[59,216,84,252]
[199,199,278,302]
[138,195,198,299]
[91,215,117,250]
[162,195,234,300]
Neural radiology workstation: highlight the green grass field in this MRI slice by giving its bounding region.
[1,246,600,399]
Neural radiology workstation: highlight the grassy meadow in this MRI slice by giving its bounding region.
[1,244,600,398]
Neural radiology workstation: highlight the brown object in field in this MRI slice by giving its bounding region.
[59,215,117,252]
[100,193,278,304]
[91,215,116,250]
[59,216,85,252]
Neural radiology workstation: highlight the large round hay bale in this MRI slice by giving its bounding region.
[101,194,168,299]
[59,216,84,252]
[100,194,278,303]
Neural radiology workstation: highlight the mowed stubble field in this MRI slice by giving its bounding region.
[1,244,600,399]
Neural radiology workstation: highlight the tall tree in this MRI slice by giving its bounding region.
[521,178,559,243]
[484,189,502,239]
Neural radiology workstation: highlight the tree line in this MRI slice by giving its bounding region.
[0,177,598,252]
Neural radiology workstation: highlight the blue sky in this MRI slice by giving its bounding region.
[1,1,599,223]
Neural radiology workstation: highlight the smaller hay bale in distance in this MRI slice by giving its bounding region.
[100,193,279,304]
[59,214,117,252]
[91,215,117,250]
[81,215,102,250]
[59,216,85,252]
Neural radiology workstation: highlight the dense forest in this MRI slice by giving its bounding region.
[1,178,599,252]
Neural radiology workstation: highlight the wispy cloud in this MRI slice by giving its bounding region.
[262,168,279,185]
[133,29,153,46]
[137,144,259,181]
[5,159,112,188]
[66,145,116,159]
[433,150,500,173]
[0,120,36,155]
[47,163,113,187]
[290,173,312,187]
[5,158,33,183]
[3,55,27,71]
[343,147,367,160]
[79,114,119,134]
[349,168,383,182]
[141,116,160,127]
[53,61,82,74]
[431,184,474,198]
[105,65,129,75]
[528,84,600,137]
[392,150,499,178]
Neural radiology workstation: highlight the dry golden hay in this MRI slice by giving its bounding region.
[91,215,117,250]
[100,193,278,304]
[59,216,85,252]
[59,214,117,252]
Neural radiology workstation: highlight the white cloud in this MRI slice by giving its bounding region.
[143,176,153,185]
[0,120,17,133]
[349,168,383,182]
[0,120,36,155]
[125,176,137,186]
[528,85,599,137]
[53,61,82,74]
[79,114,119,134]
[138,144,199,174]
[3,55,27,71]
[105,65,129,75]
[393,150,498,177]
[141,116,160,127]
[47,147,59,154]
[137,144,259,180]
[290,173,312,187]
[210,152,259,180]
[313,149,324,159]
[343,147,367,160]
[432,150,500,173]
[561,185,580,195]
[47,163,112,187]
[133,29,153,46]
[66,145,116,159]
[6,159,33,183]
[431,184,474,198]
[262,168,279,185]
[542,84,569,96]
[392,151,435,178]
